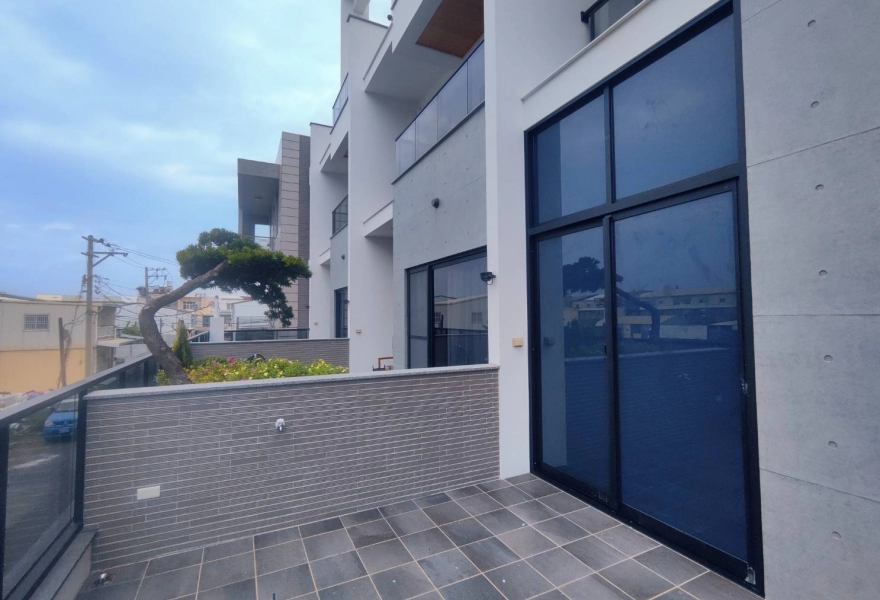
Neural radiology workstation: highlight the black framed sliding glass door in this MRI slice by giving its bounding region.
[614,192,747,562]
[527,2,761,591]
[407,250,488,368]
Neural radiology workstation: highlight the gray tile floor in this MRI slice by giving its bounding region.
[77,475,760,600]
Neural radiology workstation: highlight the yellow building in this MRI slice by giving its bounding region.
[0,293,118,393]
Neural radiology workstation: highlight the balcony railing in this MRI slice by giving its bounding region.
[332,197,348,235]
[396,42,485,176]
[96,325,116,339]
[0,353,158,599]
[332,74,349,126]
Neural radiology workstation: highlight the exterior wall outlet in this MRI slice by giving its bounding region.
[136,486,161,501]
[512,338,524,347]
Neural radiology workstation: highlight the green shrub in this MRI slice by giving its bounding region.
[156,357,347,385]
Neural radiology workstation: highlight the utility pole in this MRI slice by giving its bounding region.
[58,317,67,387]
[142,267,167,303]
[82,236,126,377]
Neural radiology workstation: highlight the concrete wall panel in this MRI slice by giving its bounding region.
[747,129,880,317]
[754,315,880,502]
[760,470,880,600]
[742,0,880,165]
[743,0,880,596]
[392,110,487,365]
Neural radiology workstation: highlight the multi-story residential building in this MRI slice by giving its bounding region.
[223,0,877,598]
[0,294,125,392]
[237,132,312,332]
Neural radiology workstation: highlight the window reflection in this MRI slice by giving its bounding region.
[534,96,606,224]
[537,228,610,496]
[613,15,738,198]
[614,193,748,560]
[433,255,488,367]
[415,99,438,160]
[407,253,488,368]
[439,67,468,139]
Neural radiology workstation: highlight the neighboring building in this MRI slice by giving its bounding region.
[0,294,129,392]
[230,1,879,597]
[237,132,311,332]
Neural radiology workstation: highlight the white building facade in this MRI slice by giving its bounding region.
[267,0,879,597]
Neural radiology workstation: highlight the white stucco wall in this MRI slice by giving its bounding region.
[308,124,348,340]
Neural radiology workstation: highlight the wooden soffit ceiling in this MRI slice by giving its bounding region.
[416,0,484,58]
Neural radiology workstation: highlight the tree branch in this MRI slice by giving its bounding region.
[139,260,229,385]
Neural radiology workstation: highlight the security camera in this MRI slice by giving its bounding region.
[480,271,496,283]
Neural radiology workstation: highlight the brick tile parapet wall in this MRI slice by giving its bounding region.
[83,364,499,568]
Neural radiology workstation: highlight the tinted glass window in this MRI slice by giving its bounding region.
[613,15,738,198]
[432,255,488,367]
[591,0,643,39]
[537,227,610,497]
[614,193,747,560]
[438,67,468,139]
[534,96,606,224]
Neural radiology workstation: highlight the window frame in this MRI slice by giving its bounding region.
[334,287,348,338]
[332,197,349,236]
[580,0,644,41]
[526,1,764,594]
[406,248,488,369]
[23,314,50,331]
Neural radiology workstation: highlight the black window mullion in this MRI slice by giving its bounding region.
[427,265,435,368]
[604,86,615,205]
[603,216,621,511]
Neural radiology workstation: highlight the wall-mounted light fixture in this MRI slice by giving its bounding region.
[480,271,496,285]
[431,198,440,208]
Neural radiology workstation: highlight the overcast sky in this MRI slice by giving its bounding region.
[0,1,391,297]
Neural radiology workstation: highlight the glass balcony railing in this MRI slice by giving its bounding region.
[332,74,350,126]
[0,354,159,599]
[396,42,485,176]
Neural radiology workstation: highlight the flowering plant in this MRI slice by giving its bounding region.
[156,357,347,385]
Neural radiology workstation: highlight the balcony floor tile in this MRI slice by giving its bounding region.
[76,477,760,600]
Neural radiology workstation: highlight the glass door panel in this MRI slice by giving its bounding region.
[536,227,611,498]
[613,192,748,560]
[432,254,488,367]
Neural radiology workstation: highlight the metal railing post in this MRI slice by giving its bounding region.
[0,425,9,598]
[73,390,88,526]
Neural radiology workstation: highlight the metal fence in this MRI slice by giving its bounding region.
[0,354,158,600]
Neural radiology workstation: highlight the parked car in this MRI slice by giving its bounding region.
[43,399,77,441]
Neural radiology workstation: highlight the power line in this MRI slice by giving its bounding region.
[106,242,178,266]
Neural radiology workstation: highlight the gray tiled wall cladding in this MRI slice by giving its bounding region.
[83,366,499,569]
[190,338,349,367]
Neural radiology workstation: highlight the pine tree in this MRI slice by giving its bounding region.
[139,229,310,384]
[171,320,193,369]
